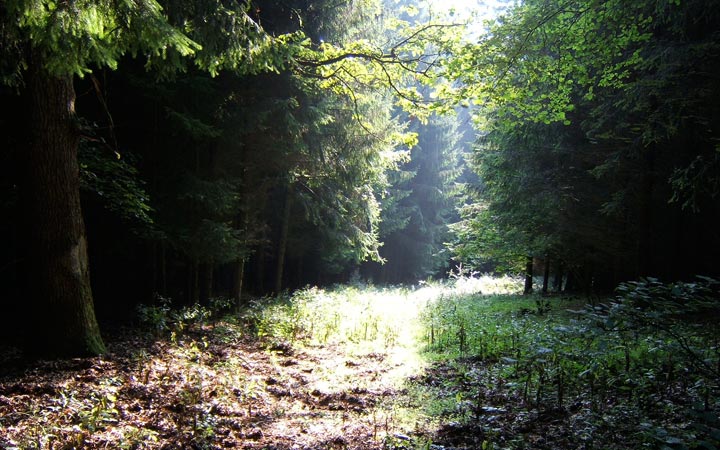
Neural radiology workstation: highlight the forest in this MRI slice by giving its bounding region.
[0,0,719,448]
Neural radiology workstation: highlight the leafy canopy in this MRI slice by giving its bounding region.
[1,0,304,82]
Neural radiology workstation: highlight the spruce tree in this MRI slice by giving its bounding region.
[0,0,298,356]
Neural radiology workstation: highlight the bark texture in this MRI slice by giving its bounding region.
[24,63,105,357]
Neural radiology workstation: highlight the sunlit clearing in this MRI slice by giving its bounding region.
[418,272,523,297]
[450,273,524,295]
[265,275,523,392]
[297,286,428,390]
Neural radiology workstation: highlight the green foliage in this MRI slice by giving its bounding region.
[374,112,469,282]
[669,145,720,213]
[2,0,199,79]
[421,293,546,358]
[602,277,720,380]
[1,0,482,309]
[77,380,120,433]
[136,296,173,335]
[446,0,720,283]
[1,0,308,82]
[241,285,414,351]
[446,0,654,127]
[136,295,231,337]
[293,89,409,268]
[449,202,528,273]
[417,277,720,448]
[78,128,153,228]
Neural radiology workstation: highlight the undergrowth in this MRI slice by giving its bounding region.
[134,275,720,449]
[239,285,419,352]
[5,275,718,449]
[235,275,720,448]
[415,276,720,450]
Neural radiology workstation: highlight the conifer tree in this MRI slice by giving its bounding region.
[0,0,298,356]
[372,113,467,283]
[446,0,720,287]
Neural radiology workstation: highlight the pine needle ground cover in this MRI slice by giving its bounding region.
[1,276,718,449]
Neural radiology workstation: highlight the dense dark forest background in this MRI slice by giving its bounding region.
[1,0,720,356]
[0,0,467,353]
[448,0,720,292]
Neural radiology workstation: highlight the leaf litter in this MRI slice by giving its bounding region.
[0,323,426,450]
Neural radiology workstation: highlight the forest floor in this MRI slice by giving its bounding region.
[0,325,427,449]
[0,283,435,450]
[1,278,718,449]
[0,323,570,450]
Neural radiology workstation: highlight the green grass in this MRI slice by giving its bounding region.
[414,278,720,449]
[238,276,720,449]
[241,285,419,350]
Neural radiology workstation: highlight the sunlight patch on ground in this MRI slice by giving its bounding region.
[417,273,523,298]
[293,275,523,392]
[301,287,428,391]
[239,277,527,444]
[452,273,524,295]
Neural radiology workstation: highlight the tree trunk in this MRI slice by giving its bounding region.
[565,269,577,293]
[523,255,534,295]
[191,258,200,304]
[256,248,266,293]
[541,256,550,296]
[202,261,214,304]
[234,258,246,313]
[159,241,167,296]
[255,195,268,293]
[274,186,292,295]
[151,241,157,297]
[637,151,656,277]
[553,260,564,292]
[22,64,105,357]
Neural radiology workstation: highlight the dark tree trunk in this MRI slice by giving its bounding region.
[565,269,577,293]
[159,241,167,296]
[22,64,105,357]
[553,260,564,292]
[274,186,292,294]
[151,242,157,296]
[191,258,200,304]
[255,195,268,293]
[542,256,550,296]
[234,258,246,313]
[523,255,534,295]
[637,151,656,277]
[202,261,214,304]
[256,248,266,294]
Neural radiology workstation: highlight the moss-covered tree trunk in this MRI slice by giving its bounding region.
[23,62,105,357]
